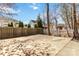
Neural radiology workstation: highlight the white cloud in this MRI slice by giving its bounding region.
[0,6,21,15]
[30,4,39,10]
[32,6,38,10]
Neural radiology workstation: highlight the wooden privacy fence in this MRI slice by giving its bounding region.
[0,28,43,39]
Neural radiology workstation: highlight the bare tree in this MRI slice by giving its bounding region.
[70,5,74,29]
[46,3,51,35]
[59,4,71,37]
[59,14,70,37]
[54,17,58,36]
[59,3,79,39]
[72,3,79,40]
[0,3,17,16]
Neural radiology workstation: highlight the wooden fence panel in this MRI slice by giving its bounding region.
[0,28,43,39]
[0,28,1,39]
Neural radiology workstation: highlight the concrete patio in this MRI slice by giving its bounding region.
[56,40,79,56]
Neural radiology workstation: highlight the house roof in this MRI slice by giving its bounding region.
[0,16,19,23]
[30,20,37,23]
[57,24,65,27]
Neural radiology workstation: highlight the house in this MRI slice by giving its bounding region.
[43,23,66,35]
[0,16,19,28]
[30,20,37,28]
[56,24,65,30]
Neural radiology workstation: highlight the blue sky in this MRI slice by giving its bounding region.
[12,3,45,24]
[4,3,64,24]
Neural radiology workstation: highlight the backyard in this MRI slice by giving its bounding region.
[0,3,79,56]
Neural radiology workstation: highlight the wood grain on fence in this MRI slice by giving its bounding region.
[0,28,43,39]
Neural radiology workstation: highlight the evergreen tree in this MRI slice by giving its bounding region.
[19,21,24,28]
[37,14,43,28]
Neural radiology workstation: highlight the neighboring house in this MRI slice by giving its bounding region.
[57,24,65,30]
[43,23,65,31]
[43,23,66,34]
[0,16,19,28]
[30,20,37,28]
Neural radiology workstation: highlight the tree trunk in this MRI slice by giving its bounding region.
[54,17,58,36]
[70,6,74,29]
[72,3,79,40]
[46,3,51,35]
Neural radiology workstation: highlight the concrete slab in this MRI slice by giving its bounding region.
[56,40,79,56]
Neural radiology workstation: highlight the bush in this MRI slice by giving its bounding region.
[28,24,31,28]
[8,22,13,27]
[34,24,38,28]
[19,21,24,28]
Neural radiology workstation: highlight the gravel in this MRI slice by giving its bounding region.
[0,36,55,56]
[0,35,71,56]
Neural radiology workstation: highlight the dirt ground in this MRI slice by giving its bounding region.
[0,34,71,56]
